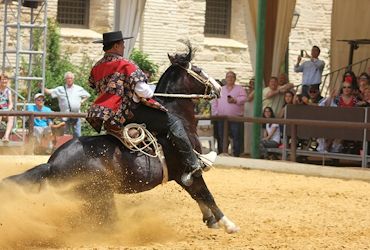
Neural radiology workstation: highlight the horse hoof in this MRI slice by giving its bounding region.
[226,226,240,234]
[218,216,240,234]
[181,173,193,186]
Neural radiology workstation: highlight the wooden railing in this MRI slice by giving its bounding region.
[1,111,370,165]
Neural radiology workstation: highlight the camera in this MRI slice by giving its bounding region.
[300,50,304,57]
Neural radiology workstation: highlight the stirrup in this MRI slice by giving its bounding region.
[198,151,217,171]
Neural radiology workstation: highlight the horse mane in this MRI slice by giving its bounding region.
[155,41,195,94]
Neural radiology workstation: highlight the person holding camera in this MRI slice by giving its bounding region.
[44,72,90,137]
[294,45,325,98]
[211,71,247,157]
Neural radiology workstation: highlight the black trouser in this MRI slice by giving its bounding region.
[130,104,198,171]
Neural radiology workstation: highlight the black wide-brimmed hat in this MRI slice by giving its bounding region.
[93,31,133,45]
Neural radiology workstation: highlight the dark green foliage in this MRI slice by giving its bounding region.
[129,48,159,82]
[22,19,97,135]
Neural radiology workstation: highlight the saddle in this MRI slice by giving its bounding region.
[107,123,217,177]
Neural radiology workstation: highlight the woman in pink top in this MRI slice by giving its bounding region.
[0,74,14,142]
[211,71,247,156]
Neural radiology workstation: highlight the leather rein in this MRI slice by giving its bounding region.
[153,62,215,99]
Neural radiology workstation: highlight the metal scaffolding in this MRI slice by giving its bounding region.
[2,0,48,106]
[1,0,48,144]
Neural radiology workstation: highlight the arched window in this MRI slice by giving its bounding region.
[204,0,231,38]
[57,0,90,28]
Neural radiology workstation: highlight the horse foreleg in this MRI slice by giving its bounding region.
[198,201,219,229]
[178,176,239,234]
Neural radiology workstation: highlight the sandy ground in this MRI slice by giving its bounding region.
[1,156,370,249]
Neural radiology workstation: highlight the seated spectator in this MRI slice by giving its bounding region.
[260,106,280,159]
[342,70,358,91]
[358,72,370,99]
[277,90,294,118]
[318,82,358,153]
[322,81,357,108]
[302,85,323,105]
[293,93,304,105]
[0,74,14,143]
[27,93,54,153]
[356,86,370,107]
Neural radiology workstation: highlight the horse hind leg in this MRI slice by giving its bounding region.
[2,163,51,191]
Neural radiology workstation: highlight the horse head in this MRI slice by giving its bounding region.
[155,41,221,99]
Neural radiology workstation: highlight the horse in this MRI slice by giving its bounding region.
[2,42,239,234]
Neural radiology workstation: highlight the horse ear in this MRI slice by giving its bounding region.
[168,53,175,64]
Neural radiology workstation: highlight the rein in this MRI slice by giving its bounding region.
[153,62,214,99]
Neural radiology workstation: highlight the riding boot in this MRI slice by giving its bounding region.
[167,118,203,175]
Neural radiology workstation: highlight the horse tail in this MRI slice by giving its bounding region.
[2,163,51,186]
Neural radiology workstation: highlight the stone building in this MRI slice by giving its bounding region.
[0,0,354,86]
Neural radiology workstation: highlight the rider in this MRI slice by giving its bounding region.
[86,31,209,179]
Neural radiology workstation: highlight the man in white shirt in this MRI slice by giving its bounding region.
[44,72,90,137]
[294,45,325,98]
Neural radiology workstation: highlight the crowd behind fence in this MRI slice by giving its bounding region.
[1,110,370,167]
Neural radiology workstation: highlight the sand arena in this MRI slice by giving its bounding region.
[1,155,370,249]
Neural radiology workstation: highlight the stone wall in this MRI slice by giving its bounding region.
[0,0,333,86]
[0,0,114,71]
[137,0,252,84]
[288,0,332,86]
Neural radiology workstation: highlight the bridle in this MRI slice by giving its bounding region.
[153,62,218,99]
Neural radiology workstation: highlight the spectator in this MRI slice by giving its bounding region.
[27,93,54,153]
[358,72,370,99]
[302,85,323,105]
[0,74,14,143]
[294,46,325,98]
[318,82,357,153]
[211,71,247,156]
[342,70,358,90]
[356,86,370,107]
[260,106,280,159]
[44,72,90,137]
[277,90,294,118]
[293,93,304,105]
[211,79,225,154]
[278,73,296,92]
[243,77,255,156]
[262,76,293,116]
[333,81,358,107]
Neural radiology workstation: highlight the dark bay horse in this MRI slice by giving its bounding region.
[3,43,239,234]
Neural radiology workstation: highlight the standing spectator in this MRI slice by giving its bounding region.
[27,93,54,153]
[0,74,14,143]
[262,76,293,116]
[44,72,90,137]
[211,79,225,154]
[294,46,325,98]
[278,73,296,92]
[260,106,280,159]
[212,71,247,156]
[243,77,255,156]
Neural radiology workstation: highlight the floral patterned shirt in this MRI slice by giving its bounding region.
[87,53,147,132]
